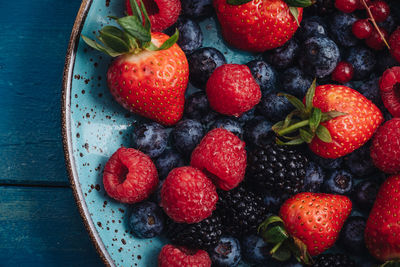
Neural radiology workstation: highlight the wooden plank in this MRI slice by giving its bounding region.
[0,0,83,184]
[0,186,103,266]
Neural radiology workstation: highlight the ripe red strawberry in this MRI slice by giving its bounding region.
[126,0,181,32]
[206,64,261,117]
[370,118,400,174]
[158,244,211,267]
[213,0,308,52]
[389,28,400,63]
[365,175,400,262]
[380,67,400,118]
[259,193,352,263]
[103,147,158,204]
[191,128,247,191]
[82,1,188,126]
[273,83,383,159]
[161,166,218,223]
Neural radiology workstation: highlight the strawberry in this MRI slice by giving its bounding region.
[82,0,188,126]
[213,0,312,52]
[259,193,352,264]
[272,81,383,159]
[365,175,400,263]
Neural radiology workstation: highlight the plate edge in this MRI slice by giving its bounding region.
[61,1,115,266]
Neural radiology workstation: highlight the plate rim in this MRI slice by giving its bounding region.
[61,0,114,266]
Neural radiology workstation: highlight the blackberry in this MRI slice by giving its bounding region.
[217,186,267,238]
[247,143,309,196]
[166,213,223,250]
[313,253,356,267]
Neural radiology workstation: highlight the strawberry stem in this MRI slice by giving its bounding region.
[277,120,309,136]
[361,0,390,49]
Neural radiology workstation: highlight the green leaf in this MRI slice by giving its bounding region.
[284,0,315,7]
[280,93,305,111]
[138,0,151,31]
[305,79,317,114]
[226,0,252,5]
[99,27,131,53]
[299,129,314,144]
[258,216,284,233]
[81,36,122,57]
[321,110,348,122]
[276,138,305,146]
[381,261,400,267]
[292,237,313,265]
[129,0,143,24]
[146,29,179,51]
[117,16,151,42]
[289,7,300,26]
[309,107,322,133]
[271,243,292,262]
[272,121,285,133]
[262,225,289,244]
[316,124,332,143]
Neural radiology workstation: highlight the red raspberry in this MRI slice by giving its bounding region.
[371,118,400,174]
[126,0,181,32]
[370,0,390,23]
[191,128,247,191]
[365,27,389,50]
[161,166,218,223]
[335,0,358,13]
[379,67,400,117]
[158,245,211,267]
[332,61,354,83]
[352,19,372,39]
[103,147,158,203]
[389,28,400,63]
[206,64,261,117]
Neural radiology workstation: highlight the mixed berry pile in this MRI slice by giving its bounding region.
[83,0,400,266]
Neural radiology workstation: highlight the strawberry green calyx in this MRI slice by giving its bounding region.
[381,262,400,267]
[82,0,179,57]
[258,216,313,265]
[273,80,347,146]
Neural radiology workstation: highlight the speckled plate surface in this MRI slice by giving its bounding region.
[62,0,259,266]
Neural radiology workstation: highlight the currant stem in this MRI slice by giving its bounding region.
[277,120,309,136]
[361,0,391,49]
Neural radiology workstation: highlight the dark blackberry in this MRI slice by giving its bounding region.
[313,253,356,267]
[166,213,223,250]
[247,143,309,196]
[217,186,267,238]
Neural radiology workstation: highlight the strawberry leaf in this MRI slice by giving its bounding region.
[300,129,314,144]
[309,107,322,133]
[271,243,291,262]
[138,0,151,31]
[321,110,348,122]
[292,237,314,265]
[129,0,143,24]
[146,29,179,51]
[226,0,252,5]
[305,79,317,114]
[99,27,131,53]
[280,93,305,111]
[81,36,123,57]
[262,225,289,244]
[276,138,305,145]
[117,16,151,42]
[289,7,300,27]
[316,124,332,143]
[284,0,315,7]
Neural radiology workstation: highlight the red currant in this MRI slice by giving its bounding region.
[356,0,372,9]
[352,19,373,39]
[365,27,389,50]
[370,0,390,23]
[389,28,400,63]
[332,61,354,84]
[335,0,358,13]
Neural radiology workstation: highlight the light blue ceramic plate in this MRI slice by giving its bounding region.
[62,0,259,266]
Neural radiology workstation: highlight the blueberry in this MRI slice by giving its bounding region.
[298,36,340,78]
[246,60,278,96]
[302,162,326,193]
[172,119,205,156]
[281,67,313,98]
[376,51,399,74]
[329,12,359,47]
[346,46,377,80]
[263,193,286,214]
[237,108,256,123]
[256,93,293,122]
[210,118,243,138]
[210,236,241,267]
[241,235,269,264]
[181,0,213,19]
[357,77,382,106]
[306,0,335,15]
[263,38,299,70]
[339,216,367,255]
[175,18,203,54]
[129,202,165,238]
[133,122,169,158]
[155,149,185,180]
[344,143,377,177]
[323,170,354,195]
[297,16,328,41]
[184,91,210,120]
[150,180,164,204]
[202,110,220,126]
[351,179,380,212]
[188,47,227,89]
[243,117,274,147]
[310,153,343,170]
[378,14,397,34]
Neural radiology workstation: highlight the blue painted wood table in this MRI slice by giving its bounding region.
[0,0,103,266]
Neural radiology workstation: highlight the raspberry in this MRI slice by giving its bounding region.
[103,147,158,204]
[389,28,400,63]
[206,64,261,117]
[158,244,211,267]
[191,128,247,191]
[161,166,218,223]
[370,118,400,174]
[379,67,400,117]
[126,0,181,32]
